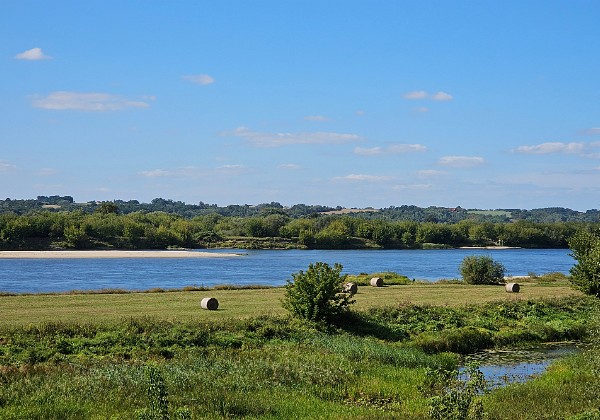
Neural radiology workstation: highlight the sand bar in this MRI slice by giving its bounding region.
[0,250,242,259]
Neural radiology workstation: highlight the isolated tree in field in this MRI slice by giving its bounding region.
[460,255,505,285]
[283,262,355,324]
[568,230,600,297]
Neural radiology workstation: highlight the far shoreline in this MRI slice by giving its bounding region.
[0,250,243,259]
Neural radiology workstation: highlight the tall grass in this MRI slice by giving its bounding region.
[0,296,597,418]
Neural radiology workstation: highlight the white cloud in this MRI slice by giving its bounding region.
[403,90,428,100]
[304,115,329,121]
[431,91,453,101]
[139,169,172,177]
[403,90,453,101]
[225,126,361,148]
[438,156,485,167]
[218,164,245,169]
[0,161,17,172]
[513,142,585,155]
[393,183,432,190]
[388,144,427,153]
[182,74,215,85]
[414,107,429,113]
[416,169,447,177]
[333,174,393,182]
[354,144,426,156]
[217,164,247,174]
[278,163,302,170]
[15,47,52,60]
[354,147,383,156]
[32,91,153,111]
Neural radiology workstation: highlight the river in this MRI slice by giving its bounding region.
[0,248,573,293]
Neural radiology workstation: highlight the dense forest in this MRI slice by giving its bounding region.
[1,196,598,250]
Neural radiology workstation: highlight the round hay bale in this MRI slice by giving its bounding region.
[505,283,520,293]
[343,282,358,294]
[200,297,219,310]
[370,277,383,287]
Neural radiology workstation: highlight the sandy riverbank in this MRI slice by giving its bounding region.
[459,246,521,250]
[0,250,242,259]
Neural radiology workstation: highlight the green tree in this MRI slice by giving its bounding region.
[283,262,355,324]
[95,201,119,215]
[459,255,505,285]
[569,230,600,297]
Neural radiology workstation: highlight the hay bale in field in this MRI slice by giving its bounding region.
[370,277,383,287]
[343,282,358,294]
[200,297,219,310]
[505,283,520,293]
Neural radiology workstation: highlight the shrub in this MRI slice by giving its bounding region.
[459,255,505,285]
[282,262,355,324]
[569,230,600,297]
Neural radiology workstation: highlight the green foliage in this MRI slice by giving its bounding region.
[569,230,600,297]
[460,255,506,285]
[283,262,355,324]
[136,364,191,420]
[0,201,596,250]
[346,271,411,286]
[428,362,486,420]
[0,296,597,418]
[95,202,119,215]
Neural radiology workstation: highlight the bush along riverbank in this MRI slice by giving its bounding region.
[0,294,598,418]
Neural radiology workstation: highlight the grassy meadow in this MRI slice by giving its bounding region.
[0,274,579,327]
[0,273,599,419]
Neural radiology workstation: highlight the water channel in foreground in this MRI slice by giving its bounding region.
[461,343,582,389]
[0,248,573,293]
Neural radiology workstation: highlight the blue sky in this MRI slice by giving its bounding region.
[2,1,600,210]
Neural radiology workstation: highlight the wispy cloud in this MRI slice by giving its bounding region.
[0,161,17,172]
[139,164,247,178]
[278,163,302,170]
[225,126,361,148]
[182,74,215,85]
[393,183,432,190]
[413,107,430,113]
[304,115,329,122]
[403,90,453,101]
[403,90,428,100]
[15,47,52,61]
[38,168,59,176]
[416,169,447,178]
[431,91,453,101]
[139,169,173,177]
[32,91,153,111]
[217,164,247,174]
[438,156,485,167]
[580,128,600,136]
[513,142,585,155]
[333,174,393,182]
[354,143,427,156]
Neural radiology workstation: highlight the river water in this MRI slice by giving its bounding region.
[0,248,573,293]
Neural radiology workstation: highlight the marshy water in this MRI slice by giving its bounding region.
[461,342,582,389]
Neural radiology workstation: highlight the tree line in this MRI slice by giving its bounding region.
[1,208,595,250]
[2,196,600,223]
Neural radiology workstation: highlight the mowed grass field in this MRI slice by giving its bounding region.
[0,281,580,327]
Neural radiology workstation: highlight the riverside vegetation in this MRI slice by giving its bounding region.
[0,271,599,419]
[2,205,599,250]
